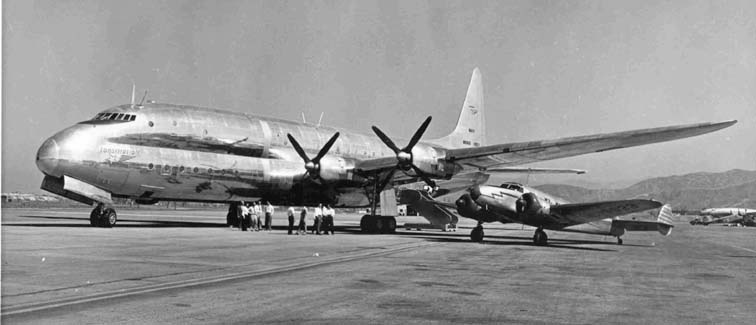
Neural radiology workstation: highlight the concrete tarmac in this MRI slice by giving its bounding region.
[2,207,755,324]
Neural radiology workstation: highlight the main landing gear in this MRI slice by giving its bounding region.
[470,223,485,242]
[616,237,623,245]
[533,227,548,246]
[90,204,117,228]
[360,215,397,234]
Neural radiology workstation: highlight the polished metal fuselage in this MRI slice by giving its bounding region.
[37,103,452,206]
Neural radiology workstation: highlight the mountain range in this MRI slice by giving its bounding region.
[534,169,756,211]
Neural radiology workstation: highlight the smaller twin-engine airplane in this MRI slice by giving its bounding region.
[402,182,674,245]
[690,208,756,226]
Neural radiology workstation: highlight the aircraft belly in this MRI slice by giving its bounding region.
[559,220,612,235]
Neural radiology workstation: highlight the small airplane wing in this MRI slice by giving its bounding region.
[550,199,663,227]
[444,120,736,169]
[486,167,586,174]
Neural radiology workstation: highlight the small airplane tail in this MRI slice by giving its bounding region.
[429,68,486,149]
[656,204,674,236]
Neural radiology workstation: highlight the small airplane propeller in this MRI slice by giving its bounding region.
[287,132,340,182]
[371,116,437,189]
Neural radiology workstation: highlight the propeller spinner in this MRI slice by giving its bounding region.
[371,116,437,189]
[287,132,340,182]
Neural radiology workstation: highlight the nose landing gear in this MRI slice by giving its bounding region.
[90,204,117,228]
[470,223,484,242]
[533,227,548,246]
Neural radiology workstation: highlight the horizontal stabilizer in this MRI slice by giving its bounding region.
[398,189,458,227]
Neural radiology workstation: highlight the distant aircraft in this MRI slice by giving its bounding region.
[403,182,674,245]
[35,68,735,231]
[690,208,756,226]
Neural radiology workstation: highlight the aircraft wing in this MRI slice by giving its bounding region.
[444,120,736,169]
[550,199,663,228]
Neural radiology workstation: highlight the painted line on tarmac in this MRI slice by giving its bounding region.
[727,244,756,254]
[1,241,435,316]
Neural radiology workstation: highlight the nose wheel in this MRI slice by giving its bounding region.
[90,205,117,228]
[470,224,484,242]
[617,237,623,245]
[533,227,548,246]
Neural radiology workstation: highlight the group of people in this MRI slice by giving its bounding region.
[287,203,336,235]
[236,201,275,231]
[231,202,336,235]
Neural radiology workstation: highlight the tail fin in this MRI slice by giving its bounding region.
[656,204,674,236]
[429,68,486,149]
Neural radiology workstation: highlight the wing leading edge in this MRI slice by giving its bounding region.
[445,120,736,169]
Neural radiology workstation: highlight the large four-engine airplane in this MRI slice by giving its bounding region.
[35,68,735,231]
[690,208,756,226]
[403,183,674,245]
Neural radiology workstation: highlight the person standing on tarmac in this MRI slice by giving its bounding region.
[324,205,335,235]
[264,202,274,231]
[255,202,263,231]
[238,201,247,231]
[313,204,323,235]
[244,202,253,231]
[248,202,257,231]
[287,206,296,235]
[298,206,308,235]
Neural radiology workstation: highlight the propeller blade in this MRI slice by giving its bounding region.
[313,132,340,163]
[371,126,401,154]
[404,116,432,151]
[377,168,398,194]
[286,134,310,162]
[411,165,437,188]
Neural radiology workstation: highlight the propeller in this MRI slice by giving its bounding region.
[371,116,437,188]
[287,132,340,182]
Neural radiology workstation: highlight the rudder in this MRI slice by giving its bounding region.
[657,204,674,236]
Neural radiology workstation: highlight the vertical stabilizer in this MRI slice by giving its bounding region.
[429,68,486,149]
[657,204,674,236]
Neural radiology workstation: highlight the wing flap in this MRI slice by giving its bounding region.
[551,199,663,226]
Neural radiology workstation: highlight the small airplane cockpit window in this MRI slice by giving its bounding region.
[500,183,524,193]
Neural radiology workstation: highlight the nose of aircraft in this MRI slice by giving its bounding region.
[36,138,60,176]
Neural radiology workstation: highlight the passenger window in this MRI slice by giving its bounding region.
[130,115,136,121]
[109,114,118,120]
[116,113,125,120]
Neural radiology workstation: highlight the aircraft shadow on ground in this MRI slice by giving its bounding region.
[337,227,621,251]
[7,215,228,228]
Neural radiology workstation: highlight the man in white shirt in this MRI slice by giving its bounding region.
[239,201,249,231]
[313,204,323,235]
[287,206,296,235]
[298,206,308,235]
[264,202,274,231]
[254,202,263,231]
[324,205,335,235]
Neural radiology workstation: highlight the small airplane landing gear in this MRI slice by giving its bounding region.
[617,237,623,245]
[533,227,548,246]
[470,224,484,242]
[360,215,397,234]
[90,204,117,228]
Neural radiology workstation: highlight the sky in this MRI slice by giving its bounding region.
[2,0,755,193]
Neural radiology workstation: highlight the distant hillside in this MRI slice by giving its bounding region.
[535,169,756,211]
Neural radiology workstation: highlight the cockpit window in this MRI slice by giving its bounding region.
[500,183,524,192]
[86,112,139,124]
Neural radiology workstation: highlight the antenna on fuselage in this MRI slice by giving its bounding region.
[317,112,324,128]
[138,90,148,106]
[130,83,136,107]
[301,112,307,124]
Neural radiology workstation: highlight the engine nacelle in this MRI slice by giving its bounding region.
[456,193,482,220]
[516,192,550,215]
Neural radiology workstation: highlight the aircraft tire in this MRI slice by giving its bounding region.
[360,215,375,233]
[383,217,396,234]
[90,209,100,227]
[470,226,484,242]
[617,238,623,245]
[102,208,117,228]
[533,230,548,246]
